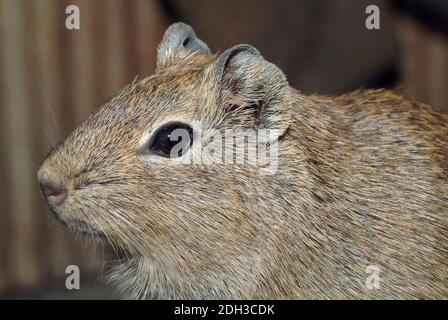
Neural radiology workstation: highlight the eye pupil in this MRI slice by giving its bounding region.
[148,122,193,158]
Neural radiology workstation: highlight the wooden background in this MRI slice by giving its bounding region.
[0,0,168,297]
[0,0,446,298]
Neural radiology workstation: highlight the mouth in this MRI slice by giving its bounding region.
[67,220,105,238]
[48,206,105,238]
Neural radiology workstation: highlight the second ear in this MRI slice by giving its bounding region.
[157,22,211,68]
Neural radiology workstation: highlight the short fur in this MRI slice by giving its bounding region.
[38,22,448,299]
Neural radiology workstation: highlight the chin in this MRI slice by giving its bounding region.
[68,221,106,238]
[54,212,106,239]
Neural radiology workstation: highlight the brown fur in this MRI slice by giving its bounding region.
[38,23,448,299]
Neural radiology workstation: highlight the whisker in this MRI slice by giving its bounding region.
[7,153,41,168]
[80,49,105,103]
[39,87,60,142]
[95,216,123,264]
[86,72,105,103]
[41,126,53,148]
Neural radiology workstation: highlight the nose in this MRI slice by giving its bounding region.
[38,168,67,207]
[41,182,67,206]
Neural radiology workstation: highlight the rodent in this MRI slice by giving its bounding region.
[37,22,448,299]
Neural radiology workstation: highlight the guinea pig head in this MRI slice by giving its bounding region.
[38,22,292,266]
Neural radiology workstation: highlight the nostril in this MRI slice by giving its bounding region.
[41,183,67,206]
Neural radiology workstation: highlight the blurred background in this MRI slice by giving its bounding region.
[0,0,447,299]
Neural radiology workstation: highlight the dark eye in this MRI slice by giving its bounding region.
[148,122,193,158]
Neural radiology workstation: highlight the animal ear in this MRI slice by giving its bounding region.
[157,22,210,68]
[213,44,291,142]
